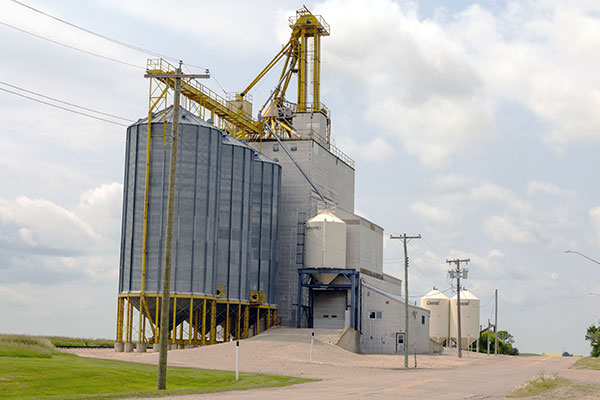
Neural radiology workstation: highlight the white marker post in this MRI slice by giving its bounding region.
[413,344,417,368]
[310,331,314,363]
[235,340,239,381]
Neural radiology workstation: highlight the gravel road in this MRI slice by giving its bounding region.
[67,327,599,399]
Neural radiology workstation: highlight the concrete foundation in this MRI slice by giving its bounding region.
[185,344,197,349]
[124,342,134,352]
[177,344,185,350]
[135,343,147,353]
[114,342,124,352]
[336,327,360,353]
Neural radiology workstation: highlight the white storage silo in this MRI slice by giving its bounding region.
[450,290,480,349]
[420,289,450,344]
[305,212,347,273]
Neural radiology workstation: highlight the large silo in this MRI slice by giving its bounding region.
[119,107,221,296]
[116,106,281,350]
[420,289,450,344]
[450,290,480,349]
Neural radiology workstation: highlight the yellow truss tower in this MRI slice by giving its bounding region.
[145,6,330,144]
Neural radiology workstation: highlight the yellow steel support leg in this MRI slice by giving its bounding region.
[273,308,277,327]
[126,298,132,343]
[225,303,230,343]
[267,308,271,330]
[256,307,261,335]
[210,300,217,344]
[172,297,177,344]
[189,298,194,345]
[202,299,207,345]
[116,297,124,342]
[243,305,249,339]
[179,320,183,344]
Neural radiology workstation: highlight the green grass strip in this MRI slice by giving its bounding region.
[0,354,313,400]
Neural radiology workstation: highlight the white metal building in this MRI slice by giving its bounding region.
[360,281,431,354]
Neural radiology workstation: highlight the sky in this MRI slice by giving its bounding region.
[1,0,599,355]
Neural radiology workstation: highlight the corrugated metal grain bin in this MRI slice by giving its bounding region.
[119,107,221,296]
[119,105,281,308]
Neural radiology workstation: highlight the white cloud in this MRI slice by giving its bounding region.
[410,201,454,226]
[448,2,600,147]
[361,137,398,164]
[527,180,573,198]
[590,207,600,246]
[483,215,538,245]
[319,0,492,168]
[0,183,123,283]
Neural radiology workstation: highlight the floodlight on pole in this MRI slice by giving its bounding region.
[565,250,600,266]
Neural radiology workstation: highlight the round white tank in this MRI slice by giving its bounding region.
[450,290,480,349]
[305,212,346,268]
[420,289,450,344]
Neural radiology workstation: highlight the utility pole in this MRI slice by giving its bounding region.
[447,258,470,358]
[146,63,210,390]
[390,233,421,368]
[157,61,181,391]
[494,289,498,356]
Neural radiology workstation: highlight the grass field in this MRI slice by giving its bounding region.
[0,335,58,358]
[43,336,114,348]
[0,335,312,399]
[571,357,600,370]
[507,373,570,398]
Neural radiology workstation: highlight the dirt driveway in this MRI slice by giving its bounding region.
[68,327,599,399]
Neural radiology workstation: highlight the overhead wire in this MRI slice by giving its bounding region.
[0,87,129,126]
[0,80,133,122]
[422,236,445,258]
[10,0,208,70]
[0,20,144,70]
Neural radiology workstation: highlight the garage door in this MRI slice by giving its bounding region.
[313,290,346,329]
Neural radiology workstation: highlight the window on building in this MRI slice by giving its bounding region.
[273,144,279,152]
[421,315,425,325]
[369,311,383,319]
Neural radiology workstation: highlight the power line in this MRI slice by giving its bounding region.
[408,241,443,265]
[422,236,445,258]
[11,0,207,70]
[0,87,129,127]
[0,20,144,70]
[0,80,133,122]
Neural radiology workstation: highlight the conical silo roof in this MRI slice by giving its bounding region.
[451,289,479,300]
[307,211,345,224]
[423,288,450,300]
[133,105,211,127]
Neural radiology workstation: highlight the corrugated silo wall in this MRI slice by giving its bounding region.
[119,116,280,305]
[249,156,281,305]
